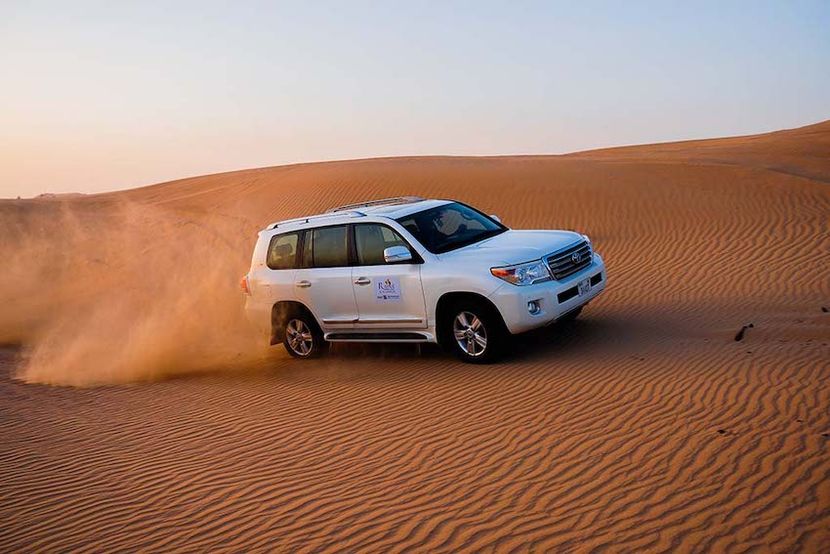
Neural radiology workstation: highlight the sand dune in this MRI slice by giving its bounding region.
[1,122,828,551]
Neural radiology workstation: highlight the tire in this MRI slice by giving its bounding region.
[442,299,507,363]
[557,306,582,324]
[281,309,326,359]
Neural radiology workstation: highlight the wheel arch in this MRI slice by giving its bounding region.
[271,301,320,345]
[435,291,509,348]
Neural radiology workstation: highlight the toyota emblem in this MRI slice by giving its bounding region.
[571,251,582,263]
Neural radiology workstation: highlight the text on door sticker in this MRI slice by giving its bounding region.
[376,277,402,302]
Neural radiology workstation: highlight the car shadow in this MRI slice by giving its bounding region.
[322,314,635,365]
[507,316,625,362]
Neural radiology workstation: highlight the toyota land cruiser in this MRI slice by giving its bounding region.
[242,197,606,362]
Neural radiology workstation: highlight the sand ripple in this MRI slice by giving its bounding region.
[0,122,828,551]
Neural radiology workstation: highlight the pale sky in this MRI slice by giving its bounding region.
[1,1,828,198]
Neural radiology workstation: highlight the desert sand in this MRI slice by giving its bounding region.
[0,122,828,551]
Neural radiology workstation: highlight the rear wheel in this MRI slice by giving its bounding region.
[443,300,507,363]
[282,312,325,358]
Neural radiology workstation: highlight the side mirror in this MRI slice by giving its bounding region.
[490,214,502,224]
[384,245,412,264]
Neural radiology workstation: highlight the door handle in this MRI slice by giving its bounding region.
[354,277,371,286]
[295,280,312,288]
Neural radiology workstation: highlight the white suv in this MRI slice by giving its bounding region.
[242,197,606,363]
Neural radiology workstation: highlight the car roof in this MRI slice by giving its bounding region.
[263,198,453,231]
[358,199,451,218]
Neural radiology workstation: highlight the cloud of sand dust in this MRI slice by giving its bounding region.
[0,198,271,386]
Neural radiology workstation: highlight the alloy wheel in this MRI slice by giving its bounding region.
[286,319,314,356]
[453,311,488,357]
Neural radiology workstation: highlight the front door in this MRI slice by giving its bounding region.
[351,223,427,328]
[293,224,358,327]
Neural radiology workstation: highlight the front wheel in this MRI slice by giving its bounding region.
[444,301,507,363]
[282,315,325,358]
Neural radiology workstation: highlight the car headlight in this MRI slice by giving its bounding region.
[490,260,551,286]
[581,233,592,247]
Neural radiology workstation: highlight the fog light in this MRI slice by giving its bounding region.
[528,300,541,315]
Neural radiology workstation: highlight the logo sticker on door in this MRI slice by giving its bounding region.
[375,277,402,302]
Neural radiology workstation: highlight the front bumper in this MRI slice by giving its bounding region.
[488,253,606,334]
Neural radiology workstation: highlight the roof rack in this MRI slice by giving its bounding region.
[327,196,425,213]
[266,210,365,230]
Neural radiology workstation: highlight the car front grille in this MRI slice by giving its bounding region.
[545,240,592,280]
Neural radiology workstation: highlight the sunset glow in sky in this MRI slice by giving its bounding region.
[1,1,828,197]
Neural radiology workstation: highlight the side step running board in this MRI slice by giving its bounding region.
[326,332,430,342]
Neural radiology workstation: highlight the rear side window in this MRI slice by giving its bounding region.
[266,232,299,270]
[311,225,349,268]
[354,223,410,265]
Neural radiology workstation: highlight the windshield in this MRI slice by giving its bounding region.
[396,202,507,254]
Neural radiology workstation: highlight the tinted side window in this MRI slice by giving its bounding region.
[355,224,409,265]
[312,225,349,268]
[267,232,299,270]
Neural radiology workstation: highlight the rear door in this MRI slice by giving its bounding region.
[351,223,427,328]
[293,225,359,328]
